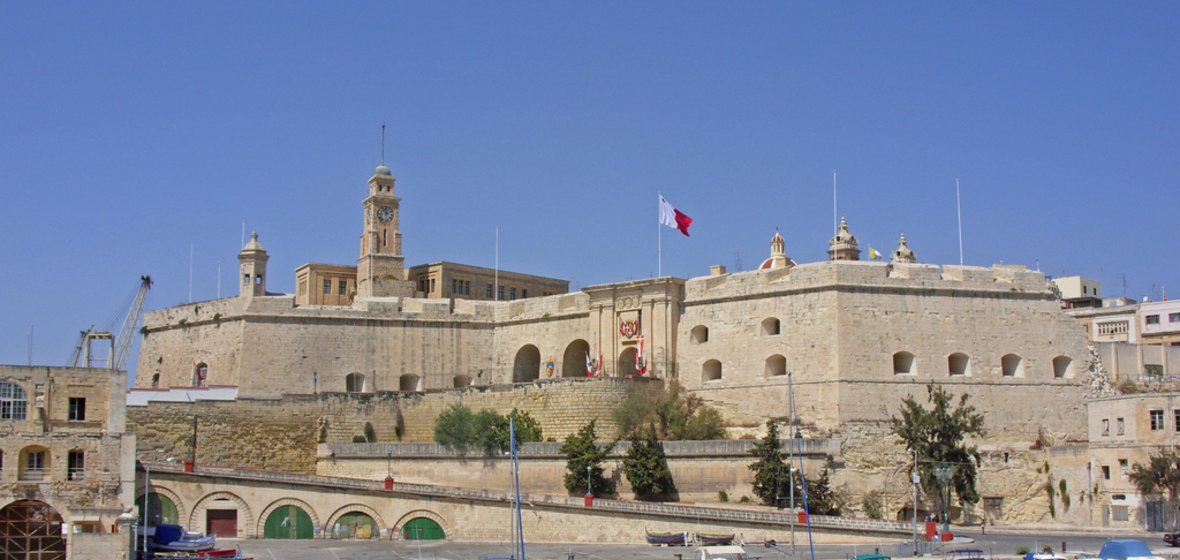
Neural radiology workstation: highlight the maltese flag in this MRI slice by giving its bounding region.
[659,195,693,237]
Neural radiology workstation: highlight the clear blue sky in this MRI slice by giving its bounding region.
[2,2,1177,383]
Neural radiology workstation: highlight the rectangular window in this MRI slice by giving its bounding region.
[1119,458,1128,479]
[67,451,85,481]
[1151,409,1165,431]
[1175,409,1180,432]
[68,398,86,421]
[451,279,457,294]
[430,278,435,293]
[465,281,470,295]
[322,279,331,294]
[510,287,516,300]
[1116,417,1125,436]
[498,286,504,300]
[1097,321,1129,336]
[338,280,347,295]
[1112,506,1129,521]
[522,289,527,298]
[1171,313,1180,323]
[486,284,493,298]
[243,274,250,285]
[1146,314,1160,325]
[1102,465,1111,480]
[1101,418,1110,436]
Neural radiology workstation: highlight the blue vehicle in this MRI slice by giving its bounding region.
[1097,540,1163,560]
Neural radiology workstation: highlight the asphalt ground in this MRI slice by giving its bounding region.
[218,532,1177,560]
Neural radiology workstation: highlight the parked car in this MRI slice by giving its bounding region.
[1097,540,1163,560]
[1163,533,1179,547]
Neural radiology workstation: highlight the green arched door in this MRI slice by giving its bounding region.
[263,505,313,539]
[403,517,445,540]
[138,493,179,527]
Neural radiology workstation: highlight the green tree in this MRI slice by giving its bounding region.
[891,384,986,516]
[560,420,614,496]
[472,409,510,455]
[748,420,793,506]
[623,425,676,500]
[1129,449,1180,529]
[800,467,842,515]
[433,404,476,451]
[614,381,726,441]
[507,408,543,444]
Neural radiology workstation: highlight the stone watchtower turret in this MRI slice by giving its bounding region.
[891,233,917,264]
[827,217,861,261]
[238,231,268,297]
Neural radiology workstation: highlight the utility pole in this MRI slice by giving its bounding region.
[912,449,919,555]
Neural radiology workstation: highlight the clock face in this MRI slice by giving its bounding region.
[377,206,394,223]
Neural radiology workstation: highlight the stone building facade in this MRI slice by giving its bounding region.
[131,165,1097,527]
[1088,392,1180,531]
[0,365,138,559]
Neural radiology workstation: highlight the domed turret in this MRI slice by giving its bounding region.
[891,233,916,264]
[374,164,392,177]
[827,218,861,261]
[759,229,796,270]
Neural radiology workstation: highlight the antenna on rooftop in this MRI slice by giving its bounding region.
[381,124,386,166]
[733,252,743,272]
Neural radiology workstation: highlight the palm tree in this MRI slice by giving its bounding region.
[1129,450,1180,530]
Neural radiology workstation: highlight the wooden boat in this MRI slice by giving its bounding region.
[153,549,250,559]
[695,532,736,546]
[646,530,687,546]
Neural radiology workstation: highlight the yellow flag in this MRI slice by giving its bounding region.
[869,247,883,260]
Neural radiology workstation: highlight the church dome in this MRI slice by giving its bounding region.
[374,165,392,176]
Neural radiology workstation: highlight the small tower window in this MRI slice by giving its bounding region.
[243,274,250,285]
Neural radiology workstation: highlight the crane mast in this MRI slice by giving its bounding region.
[70,275,152,370]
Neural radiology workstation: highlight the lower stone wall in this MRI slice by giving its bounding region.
[68,532,131,560]
[128,378,649,473]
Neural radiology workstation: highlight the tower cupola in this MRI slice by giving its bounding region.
[238,231,269,297]
[827,218,861,261]
[891,233,917,263]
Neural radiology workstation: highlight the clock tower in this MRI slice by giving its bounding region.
[357,164,413,298]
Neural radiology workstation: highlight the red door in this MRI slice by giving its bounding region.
[206,510,237,538]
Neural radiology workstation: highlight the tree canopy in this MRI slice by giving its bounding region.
[1129,449,1180,507]
[433,405,543,455]
[623,424,677,500]
[614,380,726,441]
[748,420,793,506]
[891,384,986,510]
[560,419,615,496]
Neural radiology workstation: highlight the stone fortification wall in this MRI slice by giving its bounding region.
[137,297,246,389]
[834,421,1092,527]
[128,378,644,473]
[318,439,839,503]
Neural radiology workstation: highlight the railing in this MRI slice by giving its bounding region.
[326,438,838,459]
[19,469,45,482]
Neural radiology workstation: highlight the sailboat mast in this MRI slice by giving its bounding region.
[788,373,816,560]
[511,418,526,560]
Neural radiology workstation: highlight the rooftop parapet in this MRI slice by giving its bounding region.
[685,260,1052,301]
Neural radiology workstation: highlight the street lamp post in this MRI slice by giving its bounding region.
[934,462,954,535]
[586,465,592,498]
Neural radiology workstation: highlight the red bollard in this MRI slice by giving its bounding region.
[384,476,394,490]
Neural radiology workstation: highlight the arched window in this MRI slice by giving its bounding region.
[193,363,208,387]
[399,374,422,392]
[151,374,160,389]
[345,373,366,393]
[1053,356,1072,378]
[691,326,709,343]
[948,353,970,376]
[0,381,28,420]
[19,446,49,481]
[703,359,722,382]
[1001,354,1023,377]
[893,352,915,375]
[762,318,781,336]
[513,345,541,382]
[765,354,787,377]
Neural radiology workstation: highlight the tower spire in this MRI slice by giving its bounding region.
[381,123,386,166]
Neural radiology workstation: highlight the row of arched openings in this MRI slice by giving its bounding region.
[892,352,1073,378]
[702,355,788,382]
[136,491,446,541]
[691,317,782,345]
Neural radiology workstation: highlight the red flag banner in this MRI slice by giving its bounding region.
[659,195,693,237]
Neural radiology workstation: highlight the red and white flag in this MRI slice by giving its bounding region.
[659,195,693,237]
[635,335,647,376]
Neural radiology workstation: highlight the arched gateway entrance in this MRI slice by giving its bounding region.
[0,500,65,560]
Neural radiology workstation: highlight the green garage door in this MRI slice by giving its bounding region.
[263,505,313,539]
[403,517,445,540]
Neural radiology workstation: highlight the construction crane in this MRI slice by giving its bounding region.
[69,275,152,370]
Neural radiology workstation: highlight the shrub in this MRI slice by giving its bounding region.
[1016,546,1031,555]
[718,491,729,502]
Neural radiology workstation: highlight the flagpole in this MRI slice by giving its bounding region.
[833,170,838,237]
[495,226,499,300]
[956,178,963,266]
[658,193,663,278]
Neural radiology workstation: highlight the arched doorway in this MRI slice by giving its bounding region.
[137,492,180,527]
[513,345,541,382]
[334,511,378,539]
[562,340,590,377]
[263,505,314,539]
[618,348,637,377]
[0,500,65,560]
[403,517,445,540]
